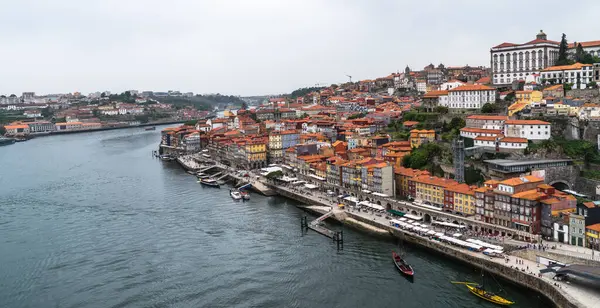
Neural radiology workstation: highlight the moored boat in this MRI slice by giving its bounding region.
[200,178,220,188]
[145,126,156,131]
[240,191,250,200]
[230,190,242,200]
[392,251,414,276]
[451,282,514,306]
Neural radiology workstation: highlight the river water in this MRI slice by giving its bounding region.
[0,127,551,308]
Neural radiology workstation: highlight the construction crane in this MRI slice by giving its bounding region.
[346,74,352,83]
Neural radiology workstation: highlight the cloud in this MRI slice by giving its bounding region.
[1,0,599,95]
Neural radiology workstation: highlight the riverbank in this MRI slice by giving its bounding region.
[5,120,184,139]
[171,155,596,308]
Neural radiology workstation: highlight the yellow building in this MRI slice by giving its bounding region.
[409,129,435,148]
[445,184,476,215]
[244,138,267,168]
[586,223,600,247]
[410,174,458,207]
[515,90,542,103]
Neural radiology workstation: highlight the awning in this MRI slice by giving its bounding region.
[404,214,422,221]
[453,233,462,238]
[387,209,405,217]
[337,203,345,207]
[371,192,389,197]
[362,190,372,194]
[304,184,318,189]
[309,174,326,181]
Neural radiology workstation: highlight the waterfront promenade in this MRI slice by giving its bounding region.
[174,154,599,307]
[266,176,600,308]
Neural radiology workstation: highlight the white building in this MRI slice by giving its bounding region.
[101,109,119,116]
[568,40,600,57]
[440,79,466,91]
[504,120,551,140]
[474,136,528,151]
[23,109,41,118]
[416,80,426,93]
[465,115,508,129]
[447,85,497,109]
[491,30,560,86]
[460,127,503,139]
[540,63,594,89]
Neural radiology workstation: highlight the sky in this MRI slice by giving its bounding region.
[1,0,599,96]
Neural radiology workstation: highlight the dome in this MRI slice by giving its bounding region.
[536,30,547,40]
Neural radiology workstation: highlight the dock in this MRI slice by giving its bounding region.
[301,210,343,250]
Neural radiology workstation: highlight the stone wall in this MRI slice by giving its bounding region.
[574,177,600,200]
[565,88,600,101]
[544,165,580,190]
[389,229,582,308]
[512,249,600,267]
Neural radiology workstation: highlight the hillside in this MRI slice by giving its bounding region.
[153,94,246,111]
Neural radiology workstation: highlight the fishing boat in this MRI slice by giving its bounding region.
[199,178,220,188]
[145,126,156,131]
[392,251,414,277]
[159,154,173,161]
[452,272,514,306]
[230,190,242,200]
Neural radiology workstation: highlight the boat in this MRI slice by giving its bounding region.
[392,251,414,276]
[160,154,175,161]
[145,126,156,131]
[230,190,242,200]
[451,271,514,306]
[451,282,514,306]
[199,178,220,188]
[240,191,250,200]
[0,137,16,146]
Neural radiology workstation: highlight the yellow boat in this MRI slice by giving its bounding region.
[452,282,514,306]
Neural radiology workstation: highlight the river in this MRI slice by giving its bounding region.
[0,126,551,308]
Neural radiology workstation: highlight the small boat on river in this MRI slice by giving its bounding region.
[199,178,220,188]
[451,282,514,306]
[230,190,242,200]
[0,137,16,146]
[145,126,156,131]
[392,251,414,277]
[240,191,250,200]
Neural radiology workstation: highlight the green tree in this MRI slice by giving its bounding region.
[434,106,449,114]
[504,92,516,102]
[41,107,53,118]
[330,84,338,89]
[588,81,598,89]
[556,33,573,66]
[575,43,585,63]
[348,112,366,120]
[240,101,249,110]
[481,103,496,113]
[564,83,573,91]
[0,125,5,135]
[448,117,465,131]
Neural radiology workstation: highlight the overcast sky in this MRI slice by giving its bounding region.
[2,0,599,96]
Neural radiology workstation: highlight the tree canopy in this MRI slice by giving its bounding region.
[556,33,572,66]
[289,87,324,99]
[348,112,366,120]
[481,103,497,113]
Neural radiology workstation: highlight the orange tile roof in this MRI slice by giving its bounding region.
[505,119,550,125]
[499,175,544,187]
[493,42,519,48]
[544,84,563,91]
[583,202,597,209]
[449,84,495,92]
[586,223,600,233]
[500,137,527,143]
[475,76,491,84]
[412,175,458,187]
[511,189,545,200]
[423,90,448,98]
[446,183,476,195]
[568,40,600,48]
[466,115,509,121]
[475,136,497,141]
[403,121,419,126]
[4,124,29,129]
[460,127,503,134]
[542,62,592,72]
